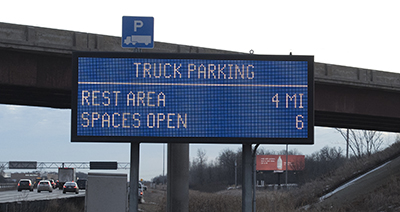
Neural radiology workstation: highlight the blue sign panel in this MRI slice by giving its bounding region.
[122,16,154,48]
[71,52,314,144]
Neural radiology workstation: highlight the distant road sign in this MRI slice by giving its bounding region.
[9,161,37,169]
[71,52,314,144]
[90,161,118,170]
[122,16,154,49]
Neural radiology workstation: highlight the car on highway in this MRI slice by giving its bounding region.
[55,180,60,189]
[139,181,147,191]
[37,180,53,193]
[127,182,144,203]
[49,179,56,189]
[63,181,79,194]
[138,182,144,203]
[17,179,34,192]
[76,179,87,190]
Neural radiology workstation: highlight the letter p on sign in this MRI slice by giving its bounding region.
[134,20,143,32]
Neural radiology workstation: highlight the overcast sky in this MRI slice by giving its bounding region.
[1,0,399,180]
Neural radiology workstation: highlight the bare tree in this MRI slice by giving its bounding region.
[256,147,300,156]
[336,129,384,158]
[304,146,345,180]
[196,149,207,167]
[190,149,208,185]
[290,157,306,171]
[217,149,239,185]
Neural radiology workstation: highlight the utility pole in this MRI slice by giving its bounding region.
[235,159,237,187]
[163,143,165,177]
[285,144,288,188]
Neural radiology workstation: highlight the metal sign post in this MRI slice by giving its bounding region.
[167,143,189,212]
[129,142,140,212]
[252,144,260,212]
[242,143,252,212]
[123,17,152,211]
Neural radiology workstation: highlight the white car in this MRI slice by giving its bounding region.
[37,180,53,193]
[139,181,147,191]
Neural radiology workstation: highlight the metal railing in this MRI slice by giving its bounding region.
[0,183,17,189]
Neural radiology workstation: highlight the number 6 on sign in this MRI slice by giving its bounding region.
[296,115,304,130]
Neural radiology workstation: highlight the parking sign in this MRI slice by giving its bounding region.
[71,52,314,144]
[122,16,154,48]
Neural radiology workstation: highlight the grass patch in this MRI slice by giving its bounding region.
[154,140,400,211]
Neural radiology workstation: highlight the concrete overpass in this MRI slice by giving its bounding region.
[1,22,399,132]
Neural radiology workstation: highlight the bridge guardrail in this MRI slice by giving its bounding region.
[0,183,17,190]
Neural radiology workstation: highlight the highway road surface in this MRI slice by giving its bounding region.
[0,188,85,203]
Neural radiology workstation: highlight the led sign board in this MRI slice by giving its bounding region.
[71,52,314,144]
[9,161,37,169]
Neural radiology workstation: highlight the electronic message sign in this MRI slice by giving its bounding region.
[71,52,314,144]
[9,161,37,169]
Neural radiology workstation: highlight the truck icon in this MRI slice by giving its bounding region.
[124,35,152,45]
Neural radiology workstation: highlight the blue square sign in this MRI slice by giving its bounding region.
[122,16,154,48]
